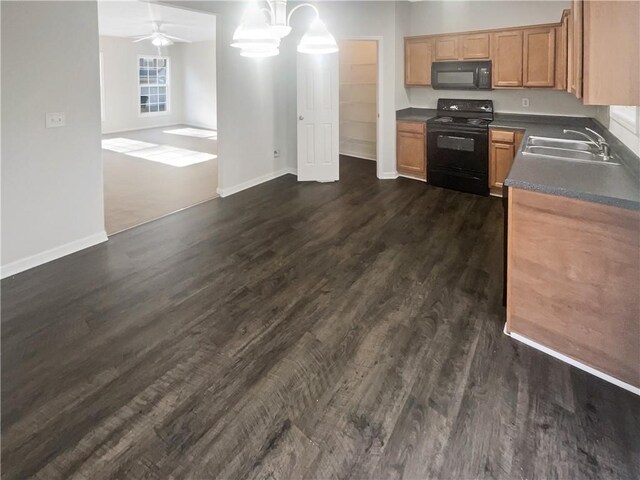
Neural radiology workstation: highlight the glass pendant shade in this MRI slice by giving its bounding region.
[269,24,292,39]
[297,18,338,54]
[230,2,338,58]
[231,1,279,50]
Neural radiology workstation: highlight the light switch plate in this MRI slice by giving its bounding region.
[46,112,66,128]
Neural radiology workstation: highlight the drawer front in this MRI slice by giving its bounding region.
[490,129,515,143]
[397,121,426,134]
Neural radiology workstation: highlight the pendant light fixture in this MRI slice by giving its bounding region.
[230,0,338,58]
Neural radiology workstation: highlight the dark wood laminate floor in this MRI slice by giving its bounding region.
[2,157,638,480]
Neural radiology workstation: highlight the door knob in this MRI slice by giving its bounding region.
[299,115,304,120]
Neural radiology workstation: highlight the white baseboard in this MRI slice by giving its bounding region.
[216,167,296,198]
[1,231,108,279]
[504,324,639,395]
[378,172,399,180]
[102,123,179,135]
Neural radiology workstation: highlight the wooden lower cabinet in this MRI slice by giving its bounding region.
[507,187,640,388]
[489,129,524,196]
[397,121,426,180]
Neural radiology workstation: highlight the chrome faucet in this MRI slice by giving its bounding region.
[563,127,611,160]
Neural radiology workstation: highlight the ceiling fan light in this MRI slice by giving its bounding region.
[152,36,173,47]
[297,18,338,54]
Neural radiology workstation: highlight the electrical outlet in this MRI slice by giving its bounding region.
[46,112,66,128]
[274,149,280,158]
[522,98,530,108]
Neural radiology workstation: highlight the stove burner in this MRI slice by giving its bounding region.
[431,116,489,127]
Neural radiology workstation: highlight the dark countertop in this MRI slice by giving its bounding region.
[492,114,640,210]
[395,109,640,210]
[396,108,437,122]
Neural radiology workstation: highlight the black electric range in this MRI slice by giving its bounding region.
[426,99,494,196]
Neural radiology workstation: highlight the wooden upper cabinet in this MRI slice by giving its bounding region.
[582,0,640,105]
[569,0,583,98]
[405,38,433,86]
[435,36,459,60]
[492,30,523,87]
[555,11,569,91]
[523,27,556,87]
[461,33,490,59]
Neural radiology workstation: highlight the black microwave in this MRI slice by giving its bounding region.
[431,61,492,90]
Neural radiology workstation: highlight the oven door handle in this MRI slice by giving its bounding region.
[440,135,468,141]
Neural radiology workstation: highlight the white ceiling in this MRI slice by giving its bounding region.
[98,1,216,42]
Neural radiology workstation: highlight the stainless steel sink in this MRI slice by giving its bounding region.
[523,136,622,165]
[527,136,596,152]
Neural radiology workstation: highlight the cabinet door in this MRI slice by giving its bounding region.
[435,36,459,60]
[397,127,426,179]
[405,38,433,86]
[570,0,583,98]
[489,141,515,191]
[555,12,569,91]
[523,27,556,87]
[461,33,490,59]
[582,0,640,105]
[491,30,523,87]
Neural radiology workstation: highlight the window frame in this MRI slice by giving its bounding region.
[137,55,170,117]
[610,106,638,135]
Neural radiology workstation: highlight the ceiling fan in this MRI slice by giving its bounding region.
[131,22,191,47]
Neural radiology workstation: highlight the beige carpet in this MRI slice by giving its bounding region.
[103,125,218,235]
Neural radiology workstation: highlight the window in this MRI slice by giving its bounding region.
[139,56,168,115]
[609,106,640,156]
[610,106,638,134]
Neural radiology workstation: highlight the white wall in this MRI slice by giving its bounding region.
[179,40,217,129]
[162,1,291,195]
[409,88,599,116]
[100,35,185,133]
[1,1,106,276]
[395,1,411,110]
[405,0,599,117]
[409,0,569,36]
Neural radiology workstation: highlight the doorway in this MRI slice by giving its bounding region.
[338,40,378,172]
[97,1,218,235]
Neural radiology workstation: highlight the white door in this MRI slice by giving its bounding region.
[297,53,339,182]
